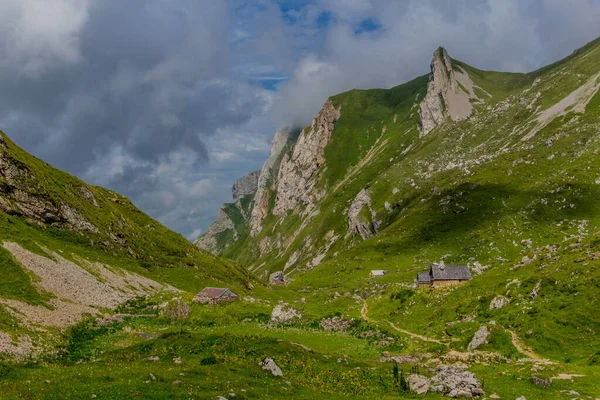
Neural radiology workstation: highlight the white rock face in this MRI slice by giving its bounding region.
[232,170,260,201]
[419,47,479,136]
[467,324,490,350]
[259,358,283,377]
[272,100,341,216]
[195,207,235,252]
[348,188,378,239]
[270,302,302,324]
[489,295,510,310]
[250,127,291,236]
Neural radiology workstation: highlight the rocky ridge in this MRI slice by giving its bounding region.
[250,127,291,236]
[272,99,341,216]
[419,47,481,135]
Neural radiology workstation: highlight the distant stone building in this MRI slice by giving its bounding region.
[193,287,239,304]
[417,264,471,288]
[369,270,387,278]
[269,271,286,285]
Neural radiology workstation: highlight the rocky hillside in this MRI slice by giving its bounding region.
[0,131,256,358]
[197,38,600,282]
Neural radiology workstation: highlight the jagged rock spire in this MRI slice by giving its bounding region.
[418,47,478,135]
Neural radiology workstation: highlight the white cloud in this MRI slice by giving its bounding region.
[0,0,90,77]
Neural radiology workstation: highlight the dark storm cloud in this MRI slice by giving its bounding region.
[0,0,275,237]
[0,0,598,239]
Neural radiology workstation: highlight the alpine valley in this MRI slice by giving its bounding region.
[1,37,600,400]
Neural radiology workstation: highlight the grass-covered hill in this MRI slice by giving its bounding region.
[0,129,258,363]
[0,130,254,289]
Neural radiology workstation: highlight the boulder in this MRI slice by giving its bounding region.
[429,365,484,398]
[467,324,490,350]
[270,303,301,325]
[259,358,283,377]
[407,374,430,394]
[489,295,510,310]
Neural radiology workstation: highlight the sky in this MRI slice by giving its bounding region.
[0,0,599,240]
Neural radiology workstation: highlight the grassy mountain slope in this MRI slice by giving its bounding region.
[184,37,600,397]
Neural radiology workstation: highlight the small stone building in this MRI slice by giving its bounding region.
[193,287,239,304]
[269,271,286,285]
[417,264,471,288]
[369,270,388,278]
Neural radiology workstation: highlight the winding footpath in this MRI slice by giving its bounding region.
[361,299,552,362]
[361,300,447,345]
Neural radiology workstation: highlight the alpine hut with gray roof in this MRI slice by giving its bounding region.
[193,287,239,304]
[417,264,471,288]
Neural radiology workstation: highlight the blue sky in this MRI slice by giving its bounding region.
[0,0,599,239]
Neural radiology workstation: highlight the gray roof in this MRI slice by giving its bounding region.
[430,264,471,281]
[417,272,431,283]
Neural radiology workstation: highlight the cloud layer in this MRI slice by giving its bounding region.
[0,0,598,239]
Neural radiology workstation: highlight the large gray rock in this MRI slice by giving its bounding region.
[232,170,260,201]
[250,127,291,236]
[259,358,283,377]
[467,324,490,350]
[430,365,484,398]
[407,374,430,394]
[489,295,510,310]
[270,302,301,325]
[419,47,480,136]
[348,188,378,239]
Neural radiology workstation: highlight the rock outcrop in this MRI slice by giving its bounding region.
[348,188,378,239]
[232,170,260,201]
[272,100,341,216]
[407,374,430,395]
[419,47,479,135]
[250,127,291,236]
[259,358,283,377]
[430,365,484,398]
[0,139,99,233]
[270,302,301,325]
[467,324,490,350]
[195,207,235,252]
[489,295,510,310]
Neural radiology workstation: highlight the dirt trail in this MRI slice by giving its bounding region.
[362,299,551,361]
[361,299,445,345]
[507,329,543,360]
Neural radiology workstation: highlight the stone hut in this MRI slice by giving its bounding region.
[193,287,239,304]
[269,271,286,285]
[417,264,471,288]
[369,270,387,278]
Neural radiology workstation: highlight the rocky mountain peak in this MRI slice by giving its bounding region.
[232,170,260,201]
[419,47,480,135]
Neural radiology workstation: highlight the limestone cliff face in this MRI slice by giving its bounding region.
[249,127,291,236]
[419,47,480,135]
[272,100,341,216]
[232,170,260,201]
[195,207,236,252]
